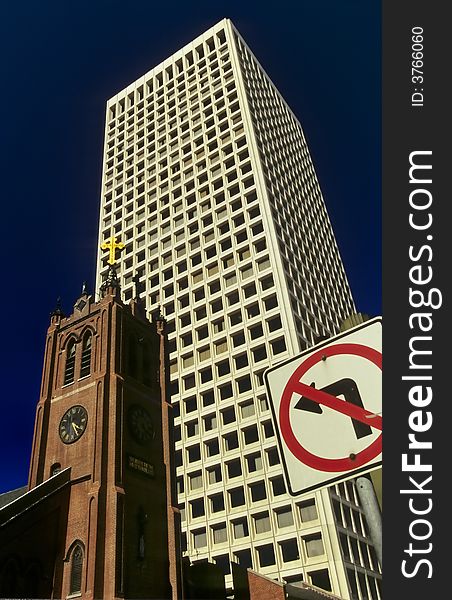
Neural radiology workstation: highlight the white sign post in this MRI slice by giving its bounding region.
[264,317,382,496]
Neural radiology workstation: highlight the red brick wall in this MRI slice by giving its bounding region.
[26,290,175,599]
[248,570,286,600]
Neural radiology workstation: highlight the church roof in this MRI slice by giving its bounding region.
[0,469,70,527]
[0,486,28,510]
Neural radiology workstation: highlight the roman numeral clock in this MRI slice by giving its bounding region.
[59,405,88,444]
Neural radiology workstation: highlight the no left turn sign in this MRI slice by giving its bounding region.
[264,318,382,495]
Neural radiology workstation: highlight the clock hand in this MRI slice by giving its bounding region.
[72,422,80,433]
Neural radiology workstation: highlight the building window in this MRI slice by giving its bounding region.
[271,337,286,355]
[212,318,225,333]
[253,512,271,534]
[270,476,286,496]
[257,544,276,568]
[228,486,245,508]
[215,340,228,355]
[205,438,220,457]
[252,345,267,363]
[50,463,62,476]
[249,324,263,340]
[240,400,255,418]
[189,471,203,491]
[201,367,212,383]
[187,445,201,463]
[262,420,274,439]
[275,506,294,528]
[219,383,233,400]
[232,331,245,348]
[234,353,249,370]
[237,375,252,394]
[304,534,325,557]
[184,396,197,413]
[203,413,217,431]
[249,481,266,502]
[279,539,300,563]
[267,315,282,333]
[234,549,252,569]
[184,375,196,390]
[221,407,235,425]
[226,459,242,479]
[193,529,207,549]
[79,332,92,378]
[217,360,230,377]
[209,280,223,296]
[224,432,239,451]
[298,499,318,523]
[207,465,222,484]
[243,426,259,446]
[232,517,249,539]
[64,339,76,385]
[182,354,194,369]
[190,498,205,518]
[202,390,215,406]
[186,420,199,437]
[284,574,304,586]
[246,452,262,472]
[209,493,225,513]
[308,569,331,592]
[69,543,84,595]
[212,523,228,544]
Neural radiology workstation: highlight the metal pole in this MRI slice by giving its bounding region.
[356,476,382,569]
[340,315,382,570]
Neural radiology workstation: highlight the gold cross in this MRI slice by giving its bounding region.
[101,235,125,265]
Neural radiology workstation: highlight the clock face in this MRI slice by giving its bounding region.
[128,405,154,445]
[59,405,88,444]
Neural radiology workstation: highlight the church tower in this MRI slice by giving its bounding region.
[28,243,182,599]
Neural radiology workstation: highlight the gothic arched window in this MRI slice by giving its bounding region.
[64,340,76,385]
[50,463,61,476]
[69,543,83,595]
[79,332,92,378]
[0,558,19,597]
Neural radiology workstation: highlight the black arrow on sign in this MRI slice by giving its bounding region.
[294,382,324,414]
[294,378,373,440]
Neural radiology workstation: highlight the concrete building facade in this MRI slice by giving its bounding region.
[95,19,381,600]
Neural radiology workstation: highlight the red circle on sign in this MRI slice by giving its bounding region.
[279,343,382,472]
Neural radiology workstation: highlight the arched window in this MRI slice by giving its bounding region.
[79,332,92,378]
[50,463,61,476]
[0,558,19,597]
[64,340,76,385]
[69,543,83,595]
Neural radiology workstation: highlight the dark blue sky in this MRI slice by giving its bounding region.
[0,1,380,493]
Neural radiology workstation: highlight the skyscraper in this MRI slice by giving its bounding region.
[95,19,381,600]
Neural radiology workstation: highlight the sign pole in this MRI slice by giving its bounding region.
[342,315,382,570]
[356,476,382,569]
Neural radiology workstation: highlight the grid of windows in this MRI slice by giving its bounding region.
[95,18,377,600]
[331,481,382,599]
[234,34,354,349]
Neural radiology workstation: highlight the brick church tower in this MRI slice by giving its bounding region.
[27,262,182,599]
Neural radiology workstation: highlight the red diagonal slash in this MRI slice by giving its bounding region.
[292,381,382,431]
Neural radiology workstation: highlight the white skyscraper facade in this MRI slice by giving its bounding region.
[95,19,381,600]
